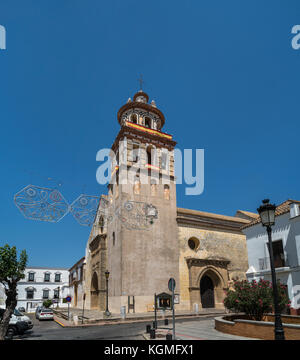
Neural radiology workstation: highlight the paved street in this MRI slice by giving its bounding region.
[13,315,253,340]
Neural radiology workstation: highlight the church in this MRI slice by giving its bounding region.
[78,89,256,314]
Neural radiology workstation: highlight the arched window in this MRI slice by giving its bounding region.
[147,146,152,165]
[131,114,137,124]
[134,179,141,195]
[145,117,151,128]
[164,184,170,200]
[25,287,35,299]
[150,179,157,196]
[99,215,104,233]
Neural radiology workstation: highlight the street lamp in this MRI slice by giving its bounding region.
[56,286,60,309]
[104,270,111,317]
[257,199,285,340]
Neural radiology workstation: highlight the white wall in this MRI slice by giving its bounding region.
[244,211,300,308]
[17,267,70,312]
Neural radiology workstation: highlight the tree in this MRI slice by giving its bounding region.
[224,278,290,321]
[43,300,52,308]
[0,244,28,340]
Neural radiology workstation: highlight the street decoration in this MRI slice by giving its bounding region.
[14,185,158,229]
[14,185,69,223]
[70,194,100,226]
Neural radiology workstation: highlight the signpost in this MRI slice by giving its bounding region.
[65,296,72,320]
[168,278,176,340]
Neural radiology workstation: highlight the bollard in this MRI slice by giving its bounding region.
[146,324,151,333]
[164,319,169,326]
[166,333,172,340]
[153,321,157,329]
[150,328,156,339]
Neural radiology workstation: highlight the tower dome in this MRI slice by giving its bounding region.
[117,90,165,130]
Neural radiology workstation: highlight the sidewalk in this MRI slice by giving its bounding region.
[53,307,226,328]
[142,318,256,340]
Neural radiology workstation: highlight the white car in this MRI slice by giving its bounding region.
[37,308,54,320]
[11,308,33,329]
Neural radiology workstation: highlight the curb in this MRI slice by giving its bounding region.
[53,311,226,329]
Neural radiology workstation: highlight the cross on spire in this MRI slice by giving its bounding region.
[138,74,144,90]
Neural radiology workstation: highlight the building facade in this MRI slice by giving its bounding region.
[243,200,300,315]
[16,267,70,312]
[69,257,85,309]
[83,89,251,314]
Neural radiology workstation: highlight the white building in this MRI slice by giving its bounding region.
[17,267,70,312]
[0,283,5,307]
[243,200,300,315]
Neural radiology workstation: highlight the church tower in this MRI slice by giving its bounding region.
[106,89,179,313]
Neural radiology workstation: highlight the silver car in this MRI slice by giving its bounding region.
[37,308,54,321]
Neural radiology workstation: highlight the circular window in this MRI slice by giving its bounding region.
[188,237,200,251]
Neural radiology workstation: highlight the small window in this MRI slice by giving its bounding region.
[132,144,139,163]
[161,152,168,170]
[44,273,50,282]
[131,114,137,124]
[134,179,141,195]
[164,185,170,200]
[28,273,35,282]
[55,274,61,282]
[147,146,152,165]
[26,289,34,299]
[151,180,157,196]
[53,289,59,299]
[43,290,49,299]
[145,117,151,128]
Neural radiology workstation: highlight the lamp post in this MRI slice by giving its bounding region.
[56,286,60,309]
[257,199,285,340]
[105,270,111,317]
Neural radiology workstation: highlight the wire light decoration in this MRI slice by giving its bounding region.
[14,185,158,229]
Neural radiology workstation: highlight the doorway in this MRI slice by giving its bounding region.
[200,275,215,308]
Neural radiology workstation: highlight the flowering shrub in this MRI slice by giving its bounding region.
[224,279,290,321]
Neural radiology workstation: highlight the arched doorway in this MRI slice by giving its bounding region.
[91,272,99,309]
[74,283,78,307]
[200,275,215,308]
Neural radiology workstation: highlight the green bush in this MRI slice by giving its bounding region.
[224,279,290,321]
[43,300,53,308]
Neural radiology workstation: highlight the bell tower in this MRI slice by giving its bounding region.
[106,89,179,313]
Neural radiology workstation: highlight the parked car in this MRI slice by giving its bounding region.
[35,306,42,319]
[18,307,25,313]
[12,308,33,330]
[37,308,54,321]
[0,308,32,339]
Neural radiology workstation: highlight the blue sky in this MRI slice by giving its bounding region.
[0,0,300,267]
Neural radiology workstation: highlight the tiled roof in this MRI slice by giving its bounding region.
[242,199,300,229]
[236,210,259,219]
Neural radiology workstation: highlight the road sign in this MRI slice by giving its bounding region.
[168,278,176,292]
[66,296,72,303]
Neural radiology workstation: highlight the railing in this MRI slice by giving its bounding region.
[258,255,289,271]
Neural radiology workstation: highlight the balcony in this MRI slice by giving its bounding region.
[258,254,289,271]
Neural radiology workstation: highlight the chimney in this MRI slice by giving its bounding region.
[290,202,300,218]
